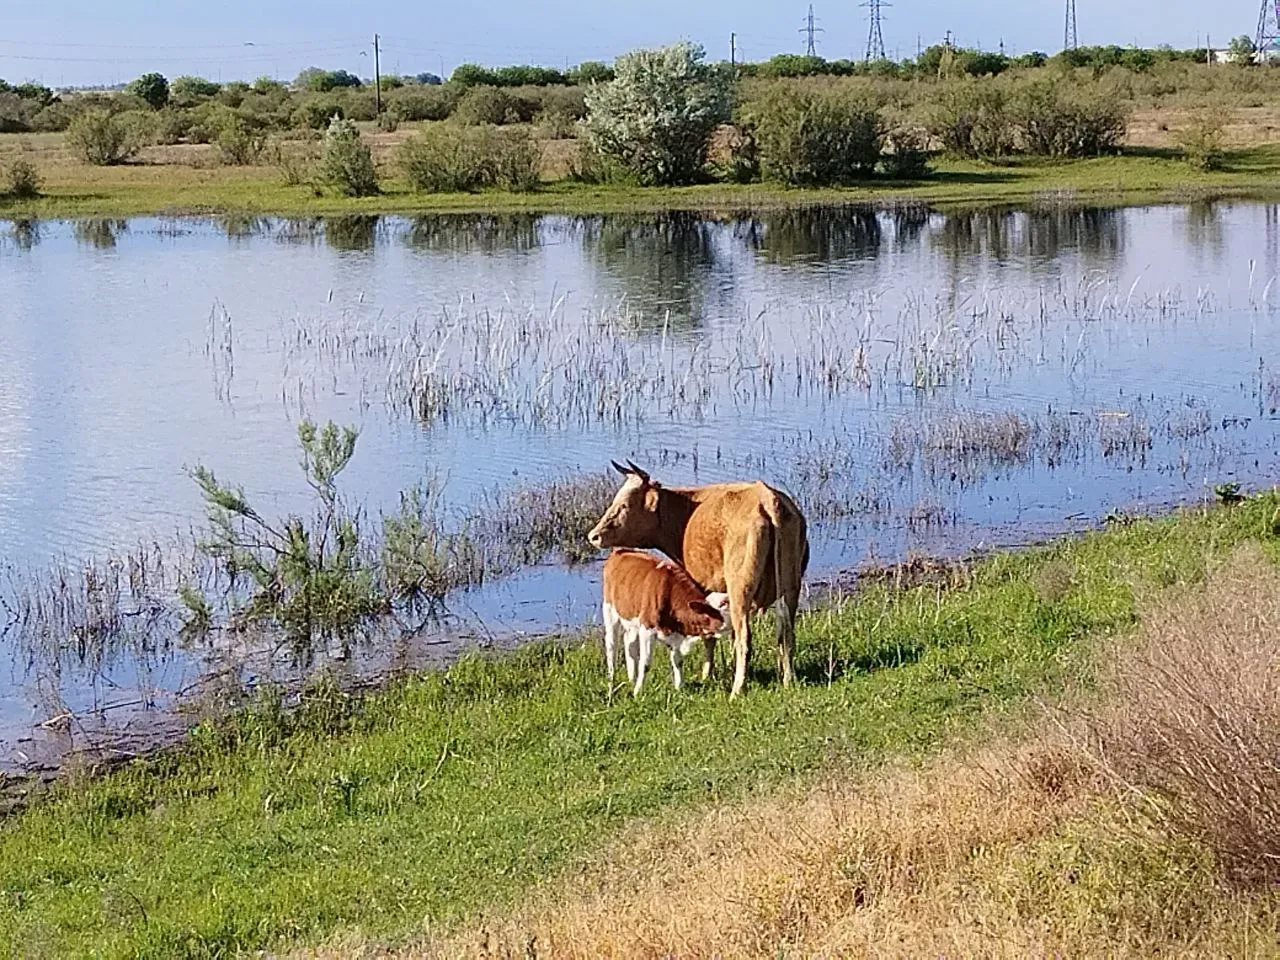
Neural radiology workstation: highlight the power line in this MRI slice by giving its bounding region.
[799,4,824,56]
[863,0,888,61]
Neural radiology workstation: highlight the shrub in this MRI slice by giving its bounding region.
[294,98,344,131]
[1015,79,1129,157]
[128,72,170,110]
[297,68,362,92]
[1174,109,1227,170]
[454,85,517,125]
[398,123,538,192]
[386,84,458,122]
[399,125,487,192]
[928,80,1016,158]
[0,91,33,133]
[66,109,145,165]
[582,41,732,186]
[567,139,630,184]
[170,75,221,105]
[744,86,883,186]
[340,90,379,123]
[4,157,41,199]
[216,114,265,165]
[30,101,76,132]
[154,107,193,145]
[320,116,378,196]
[707,124,759,184]
[268,139,317,186]
[487,126,541,191]
[188,420,385,643]
[882,123,932,178]
[569,61,615,85]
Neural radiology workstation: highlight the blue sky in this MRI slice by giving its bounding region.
[1,1,1265,87]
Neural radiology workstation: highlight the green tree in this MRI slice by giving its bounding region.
[1228,35,1257,66]
[581,41,732,186]
[128,72,170,110]
[170,75,220,103]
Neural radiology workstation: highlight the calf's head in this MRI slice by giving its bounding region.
[587,461,661,549]
[687,594,730,638]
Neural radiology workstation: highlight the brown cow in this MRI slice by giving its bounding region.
[588,461,809,697]
[602,548,730,696]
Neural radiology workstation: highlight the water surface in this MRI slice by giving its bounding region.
[3,203,1279,770]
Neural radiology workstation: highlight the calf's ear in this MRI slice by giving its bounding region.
[689,600,723,622]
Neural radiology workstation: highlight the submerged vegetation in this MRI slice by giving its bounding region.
[1,491,1277,956]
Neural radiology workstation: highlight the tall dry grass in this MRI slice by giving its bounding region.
[310,546,1280,960]
[1088,545,1280,886]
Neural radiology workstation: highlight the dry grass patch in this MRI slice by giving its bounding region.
[315,546,1280,960]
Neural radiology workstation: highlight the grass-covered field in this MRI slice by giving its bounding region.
[2,493,1277,957]
[3,130,1280,219]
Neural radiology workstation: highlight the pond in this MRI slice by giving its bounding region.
[2,202,1279,772]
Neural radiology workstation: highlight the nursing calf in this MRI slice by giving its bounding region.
[589,462,809,697]
[602,548,729,695]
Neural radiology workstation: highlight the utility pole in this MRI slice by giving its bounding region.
[731,32,736,68]
[1064,0,1078,51]
[373,34,382,115]
[800,4,823,56]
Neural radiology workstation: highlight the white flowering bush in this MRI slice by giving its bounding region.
[581,42,732,186]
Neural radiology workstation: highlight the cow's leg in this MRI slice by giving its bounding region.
[776,552,801,686]
[728,588,754,698]
[700,634,717,683]
[728,520,773,698]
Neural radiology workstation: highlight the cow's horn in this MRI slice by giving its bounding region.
[625,460,651,482]
[611,460,631,476]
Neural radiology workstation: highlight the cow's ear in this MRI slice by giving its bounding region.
[644,486,660,511]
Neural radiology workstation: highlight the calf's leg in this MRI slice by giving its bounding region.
[602,603,620,688]
[633,628,653,696]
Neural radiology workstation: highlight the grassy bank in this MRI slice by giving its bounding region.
[4,141,1280,219]
[1,495,1278,957]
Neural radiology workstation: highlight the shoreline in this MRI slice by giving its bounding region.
[4,147,1280,220]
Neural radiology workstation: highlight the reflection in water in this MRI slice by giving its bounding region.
[1183,202,1225,261]
[930,206,1125,265]
[404,213,541,254]
[73,218,128,249]
[578,211,724,330]
[216,214,272,241]
[9,218,39,250]
[753,206,884,263]
[325,214,381,252]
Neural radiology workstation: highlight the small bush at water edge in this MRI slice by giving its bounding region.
[320,116,378,197]
[398,124,540,193]
[66,109,146,165]
[4,157,41,199]
[581,41,732,186]
[743,86,883,186]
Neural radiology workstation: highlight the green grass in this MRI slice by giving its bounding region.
[1,495,1277,957]
[4,146,1280,219]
